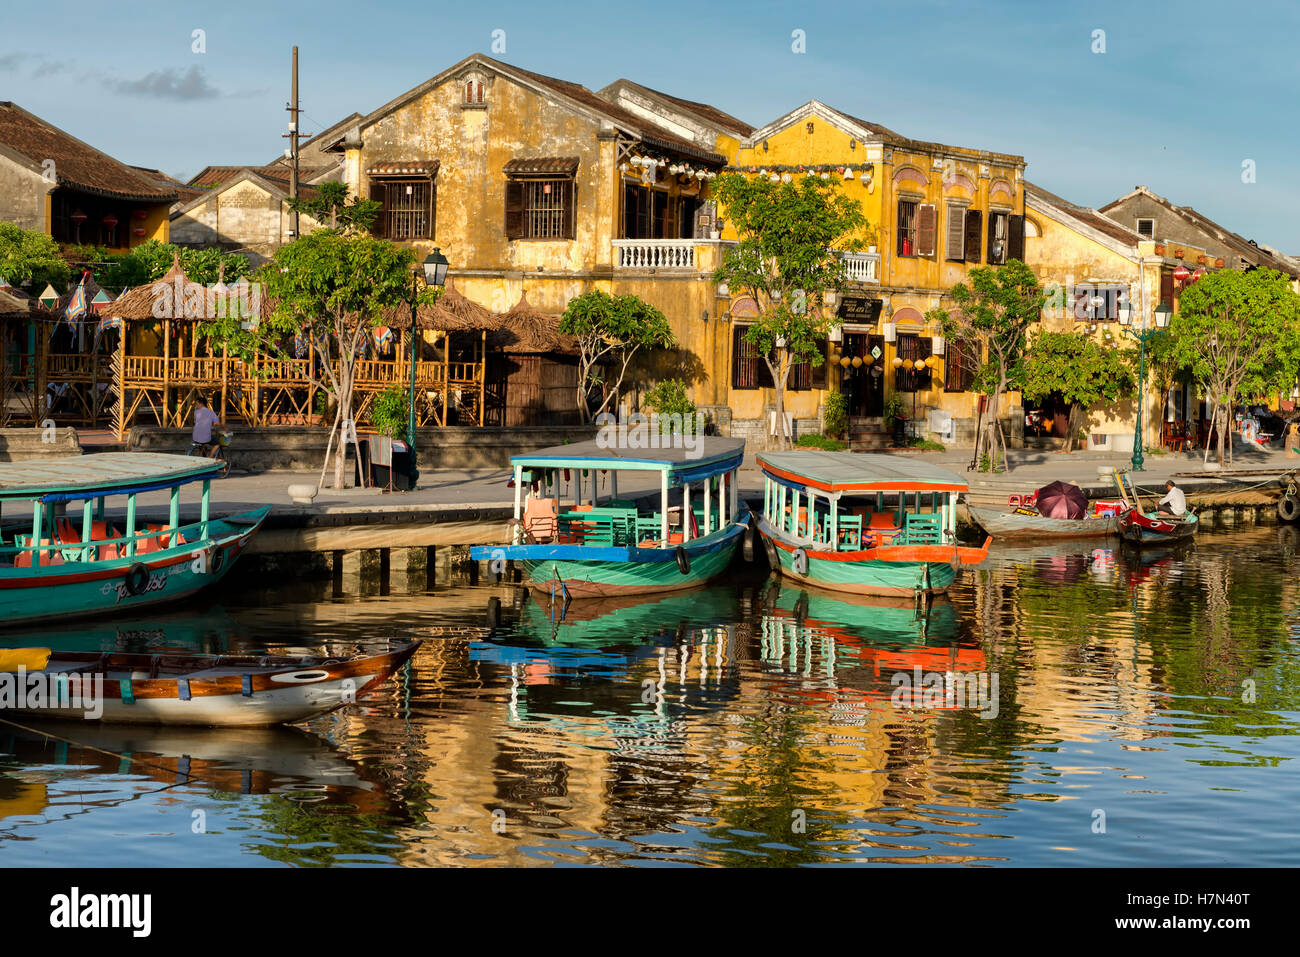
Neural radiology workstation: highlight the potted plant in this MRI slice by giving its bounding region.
[369,385,413,490]
[883,393,908,446]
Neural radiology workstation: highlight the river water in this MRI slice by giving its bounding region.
[2,525,1298,867]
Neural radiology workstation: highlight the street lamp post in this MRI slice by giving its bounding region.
[407,248,449,489]
[1118,298,1172,471]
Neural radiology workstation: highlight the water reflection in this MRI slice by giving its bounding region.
[0,526,1297,866]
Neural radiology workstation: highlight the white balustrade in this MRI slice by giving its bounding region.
[612,239,697,270]
[839,250,880,283]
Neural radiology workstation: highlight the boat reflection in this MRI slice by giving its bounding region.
[0,605,245,655]
[0,722,389,821]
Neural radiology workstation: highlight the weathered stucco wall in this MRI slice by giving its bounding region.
[0,156,52,232]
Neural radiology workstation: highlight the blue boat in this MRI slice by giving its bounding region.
[470,437,749,599]
[0,452,269,626]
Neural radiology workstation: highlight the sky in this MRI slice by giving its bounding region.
[3,0,1297,249]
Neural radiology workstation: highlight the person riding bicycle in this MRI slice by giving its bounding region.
[189,396,223,458]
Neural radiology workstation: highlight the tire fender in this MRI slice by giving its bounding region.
[124,563,150,596]
[675,546,691,575]
[1279,495,1299,523]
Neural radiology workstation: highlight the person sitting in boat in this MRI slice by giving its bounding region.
[1158,480,1186,517]
[190,396,223,458]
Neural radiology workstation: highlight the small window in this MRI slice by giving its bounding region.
[462,74,486,106]
[1136,218,1154,238]
[731,324,775,391]
[944,338,977,393]
[897,199,918,257]
[945,204,966,262]
[987,211,1009,264]
[370,178,434,240]
[505,177,576,240]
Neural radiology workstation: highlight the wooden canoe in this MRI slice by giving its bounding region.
[1116,508,1198,546]
[968,505,1117,540]
[0,642,419,727]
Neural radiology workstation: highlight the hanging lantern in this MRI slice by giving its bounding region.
[132,209,148,221]
[781,173,792,183]
[1192,268,1207,281]
[862,353,874,366]
[1173,265,1191,283]
[132,226,146,237]
[913,359,926,371]
[924,356,937,369]
[839,356,852,368]
[892,357,904,368]
[851,355,863,368]
[101,214,118,230]
[69,209,87,226]
[843,168,854,180]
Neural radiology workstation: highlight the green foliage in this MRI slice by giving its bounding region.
[371,385,409,441]
[822,390,848,438]
[1022,330,1134,407]
[644,378,698,433]
[287,182,381,235]
[63,239,250,292]
[795,433,846,451]
[560,289,675,421]
[883,393,906,421]
[712,173,868,378]
[908,437,946,451]
[0,221,70,288]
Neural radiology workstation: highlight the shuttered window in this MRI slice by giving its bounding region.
[987,212,1009,264]
[963,209,982,263]
[370,178,434,240]
[897,200,918,257]
[944,338,977,392]
[946,204,966,261]
[1159,269,1175,309]
[731,324,775,390]
[506,177,576,240]
[1007,213,1025,262]
[788,338,829,391]
[894,334,932,393]
[916,203,938,257]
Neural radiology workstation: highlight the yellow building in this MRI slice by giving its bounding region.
[723,101,1027,447]
[320,53,747,426]
[1024,182,1212,452]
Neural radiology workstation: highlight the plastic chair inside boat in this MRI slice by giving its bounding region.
[902,512,943,544]
[523,496,559,542]
[13,538,66,567]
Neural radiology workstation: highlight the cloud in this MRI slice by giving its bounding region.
[106,65,222,100]
[0,52,29,70]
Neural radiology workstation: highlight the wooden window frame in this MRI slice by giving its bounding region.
[370,176,435,241]
[894,333,932,393]
[897,199,919,257]
[1136,218,1155,239]
[731,323,775,391]
[944,337,978,393]
[986,210,1010,264]
[946,203,967,262]
[506,175,576,241]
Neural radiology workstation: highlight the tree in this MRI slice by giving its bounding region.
[212,231,422,488]
[0,221,70,288]
[286,182,381,235]
[926,260,1043,470]
[559,290,675,422]
[1168,268,1300,465]
[1021,330,1134,452]
[711,173,868,449]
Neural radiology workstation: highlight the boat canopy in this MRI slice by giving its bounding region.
[0,453,226,503]
[758,451,969,494]
[510,437,745,485]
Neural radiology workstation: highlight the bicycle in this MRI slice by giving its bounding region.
[188,430,232,478]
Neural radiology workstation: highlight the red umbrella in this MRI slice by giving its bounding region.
[1036,480,1088,519]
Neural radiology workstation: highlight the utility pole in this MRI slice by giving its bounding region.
[285,45,301,238]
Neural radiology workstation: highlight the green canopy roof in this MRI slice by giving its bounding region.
[757,451,968,493]
[511,437,745,476]
[0,453,224,500]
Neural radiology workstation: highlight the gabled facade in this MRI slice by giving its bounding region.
[169,168,329,262]
[322,54,743,422]
[722,101,1027,446]
[1099,185,1300,282]
[0,101,175,250]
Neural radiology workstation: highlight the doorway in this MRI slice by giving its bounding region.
[841,332,885,417]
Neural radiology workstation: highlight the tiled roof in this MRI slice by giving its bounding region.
[188,163,330,190]
[130,165,204,204]
[501,156,579,176]
[1026,181,1144,246]
[366,160,440,176]
[600,79,754,136]
[0,102,177,203]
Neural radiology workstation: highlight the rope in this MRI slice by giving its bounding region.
[0,714,200,783]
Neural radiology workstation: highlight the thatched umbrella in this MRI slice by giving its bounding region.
[489,293,578,354]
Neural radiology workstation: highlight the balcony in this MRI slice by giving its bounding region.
[612,239,697,270]
[839,250,880,283]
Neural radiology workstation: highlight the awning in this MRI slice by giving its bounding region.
[503,156,580,177]
[366,161,439,176]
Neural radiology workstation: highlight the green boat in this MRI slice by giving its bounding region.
[470,437,749,599]
[0,453,269,627]
[755,451,991,597]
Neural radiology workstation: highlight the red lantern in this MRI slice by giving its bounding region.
[102,214,118,230]
[132,209,148,220]
[132,226,146,237]
[69,209,87,226]
[1173,265,1191,283]
[1192,268,1206,281]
